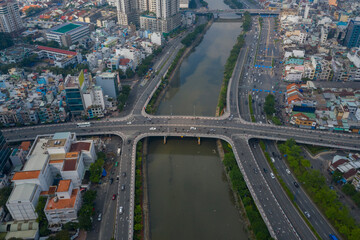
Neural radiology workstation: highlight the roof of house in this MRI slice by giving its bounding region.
[343,168,357,180]
[70,142,91,152]
[45,189,79,210]
[62,159,77,171]
[12,170,40,181]
[331,158,349,169]
[57,179,71,192]
[37,46,77,56]
[49,160,64,164]
[65,152,79,159]
[119,58,130,66]
[19,141,31,151]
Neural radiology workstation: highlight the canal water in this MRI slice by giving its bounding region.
[147,0,248,238]
[147,137,248,240]
[156,21,241,117]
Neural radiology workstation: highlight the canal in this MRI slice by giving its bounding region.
[147,1,248,238]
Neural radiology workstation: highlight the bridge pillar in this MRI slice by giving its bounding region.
[197,137,201,145]
[164,136,167,144]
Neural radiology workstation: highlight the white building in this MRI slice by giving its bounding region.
[6,183,41,221]
[150,32,162,45]
[0,0,23,34]
[6,132,95,221]
[115,47,142,68]
[44,180,81,229]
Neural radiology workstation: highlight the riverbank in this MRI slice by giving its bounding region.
[216,139,254,239]
[145,18,213,114]
[220,141,272,240]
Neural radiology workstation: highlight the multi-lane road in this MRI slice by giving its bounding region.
[2,8,357,240]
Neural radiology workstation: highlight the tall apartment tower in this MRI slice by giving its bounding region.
[343,19,360,49]
[116,0,139,26]
[304,4,310,19]
[0,0,23,34]
[139,0,180,33]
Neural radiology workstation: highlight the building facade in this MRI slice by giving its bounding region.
[0,0,23,34]
[343,20,360,49]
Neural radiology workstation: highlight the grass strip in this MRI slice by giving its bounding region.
[259,141,321,240]
[222,141,272,240]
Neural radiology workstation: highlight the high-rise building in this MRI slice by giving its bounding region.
[116,0,181,33]
[0,131,11,174]
[116,0,139,26]
[139,0,181,33]
[0,0,23,34]
[343,19,360,49]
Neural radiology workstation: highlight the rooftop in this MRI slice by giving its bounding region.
[19,141,31,151]
[37,46,77,56]
[63,159,77,171]
[8,184,38,203]
[57,179,71,192]
[53,132,71,140]
[53,23,82,34]
[23,138,49,171]
[45,189,79,210]
[65,152,79,159]
[12,170,40,180]
[46,139,66,148]
[70,142,91,152]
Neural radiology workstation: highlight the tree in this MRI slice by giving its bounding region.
[332,170,343,183]
[63,221,78,231]
[48,230,70,240]
[342,184,356,196]
[125,68,135,78]
[36,196,50,236]
[263,94,275,116]
[0,186,12,208]
[0,33,14,50]
[83,190,97,205]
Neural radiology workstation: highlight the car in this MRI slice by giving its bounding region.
[286,169,291,175]
[97,213,102,221]
[294,182,299,188]
[110,178,114,184]
[127,121,132,125]
[149,127,156,130]
[270,172,275,179]
[270,157,275,163]
[119,206,123,214]
[304,211,310,218]
[122,172,126,177]
[253,168,258,174]
[121,185,125,191]
[112,194,116,200]
[190,127,196,130]
[263,168,268,173]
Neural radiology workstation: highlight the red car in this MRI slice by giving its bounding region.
[112,194,116,200]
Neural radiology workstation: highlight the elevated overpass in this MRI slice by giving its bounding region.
[195,8,281,15]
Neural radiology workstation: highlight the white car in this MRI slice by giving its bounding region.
[127,121,132,125]
[286,169,291,175]
[149,127,156,130]
[270,173,275,179]
[119,206,123,214]
[190,127,196,130]
[271,157,275,163]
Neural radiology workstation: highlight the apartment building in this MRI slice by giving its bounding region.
[0,0,23,34]
[44,180,81,230]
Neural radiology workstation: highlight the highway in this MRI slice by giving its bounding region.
[2,10,357,240]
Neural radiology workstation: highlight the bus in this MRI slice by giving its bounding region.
[329,234,338,240]
[77,122,91,128]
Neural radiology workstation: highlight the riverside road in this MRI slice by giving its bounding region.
[3,11,358,240]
